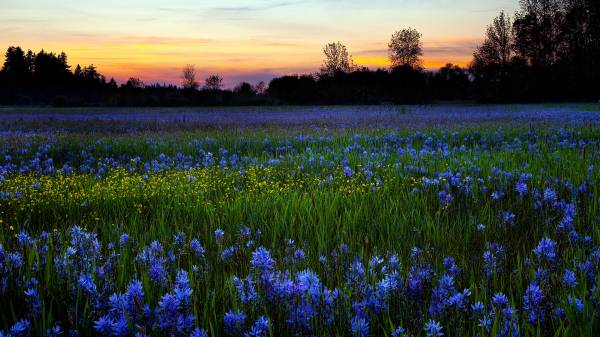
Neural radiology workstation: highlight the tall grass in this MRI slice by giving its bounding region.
[0,126,598,336]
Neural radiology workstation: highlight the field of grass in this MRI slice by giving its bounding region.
[0,105,599,336]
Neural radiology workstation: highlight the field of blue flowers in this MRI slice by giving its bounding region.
[0,105,599,337]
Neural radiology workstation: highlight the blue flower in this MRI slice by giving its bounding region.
[477,315,493,331]
[483,242,505,278]
[543,188,557,204]
[429,274,456,317]
[222,245,237,262]
[93,315,114,336]
[244,316,269,337]
[190,328,208,337]
[239,226,251,238]
[148,259,168,286]
[500,211,515,226]
[438,190,453,207]
[491,191,504,201]
[215,228,225,240]
[554,307,566,320]
[126,279,144,316]
[563,269,577,289]
[568,296,583,313]
[7,252,23,269]
[77,273,97,296]
[523,282,545,324]
[250,247,274,272]
[424,319,443,337]
[112,314,129,337]
[156,293,179,331]
[492,292,509,309]
[46,324,62,337]
[119,233,129,247]
[17,230,33,246]
[224,309,246,336]
[190,238,205,259]
[471,301,485,316]
[515,181,527,197]
[24,287,41,316]
[174,270,193,308]
[391,326,405,337]
[351,315,369,337]
[343,166,354,178]
[9,319,31,337]
[174,232,186,248]
[533,237,557,264]
[294,248,306,261]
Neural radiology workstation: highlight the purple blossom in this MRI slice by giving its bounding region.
[533,238,557,264]
[424,319,443,337]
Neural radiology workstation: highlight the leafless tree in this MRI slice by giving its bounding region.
[388,28,423,69]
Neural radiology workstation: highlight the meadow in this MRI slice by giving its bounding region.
[0,104,599,337]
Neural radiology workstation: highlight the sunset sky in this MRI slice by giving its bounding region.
[0,0,518,87]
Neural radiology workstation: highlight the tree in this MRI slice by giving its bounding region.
[512,0,563,69]
[234,82,256,96]
[107,78,118,89]
[321,42,353,76]
[472,11,513,71]
[431,64,471,100]
[469,11,514,99]
[1,46,30,85]
[181,64,198,90]
[254,81,266,95]
[388,28,423,69]
[124,77,144,89]
[204,74,223,91]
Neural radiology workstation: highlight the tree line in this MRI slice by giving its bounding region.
[0,0,598,106]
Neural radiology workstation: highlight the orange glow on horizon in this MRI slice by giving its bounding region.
[1,0,515,87]
[2,37,478,87]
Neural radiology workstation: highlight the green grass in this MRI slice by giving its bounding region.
[0,125,598,336]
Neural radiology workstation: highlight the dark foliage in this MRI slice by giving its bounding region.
[0,0,598,106]
[470,0,600,102]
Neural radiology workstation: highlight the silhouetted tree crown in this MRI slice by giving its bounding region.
[388,28,423,69]
[204,74,223,91]
[1,0,599,106]
[321,42,354,76]
[181,64,199,90]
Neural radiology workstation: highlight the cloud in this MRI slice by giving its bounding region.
[210,1,303,13]
[423,39,480,55]
[355,39,479,58]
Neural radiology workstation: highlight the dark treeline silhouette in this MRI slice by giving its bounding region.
[470,0,600,102]
[269,0,600,104]
[0,0,598,106]
[268,64,469,105]
[0,47,269,106]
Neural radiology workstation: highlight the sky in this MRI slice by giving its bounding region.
[0,0,519,87]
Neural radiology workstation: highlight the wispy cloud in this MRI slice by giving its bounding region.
[355,39,479,58]
[210,1,303,13]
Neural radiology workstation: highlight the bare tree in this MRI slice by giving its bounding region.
[321,42,353,76]
[204,74,223,91]
[388,28,423,69]
[181,64,198,90]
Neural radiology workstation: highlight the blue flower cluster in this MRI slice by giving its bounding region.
[0,128,599,336]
